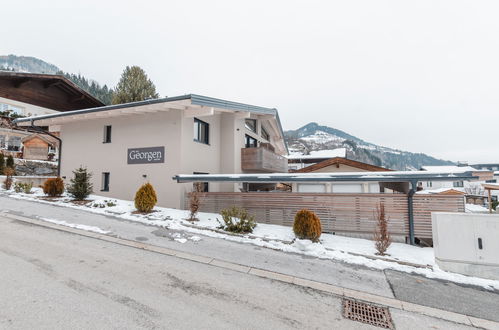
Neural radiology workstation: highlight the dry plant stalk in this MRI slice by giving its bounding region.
[188,182,203,221]
[374,202,391,255]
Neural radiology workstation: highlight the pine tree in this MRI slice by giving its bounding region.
[112,66,159,105]
[67,167,93,200]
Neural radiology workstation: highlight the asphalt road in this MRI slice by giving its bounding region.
[0,215,474,329]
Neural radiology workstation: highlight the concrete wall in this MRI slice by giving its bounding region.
[432,212,499,280]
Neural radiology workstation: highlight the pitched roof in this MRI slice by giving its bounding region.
[0,71,104,110]
[21,133,58,146]
[293,157,391,173]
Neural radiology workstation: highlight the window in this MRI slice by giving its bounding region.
[194,118,209,144]
[101,172,110,191]
[245,134,257,148]
[453,181,464,188]
[103,125,112,143]
[193,172,209,192]
[0,102,24,116]
[261,126,270,141]
[7,136,21,151]
[426,181,432,188]
[245,119,257,133]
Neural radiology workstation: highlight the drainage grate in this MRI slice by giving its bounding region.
[343,298,394,329]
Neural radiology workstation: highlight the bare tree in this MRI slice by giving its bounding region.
[373,202,391,256]
[188,182,203,221]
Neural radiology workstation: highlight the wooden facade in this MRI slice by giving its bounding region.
[0,72,104,111]
[241,147,288,173]
[187,192,465,239]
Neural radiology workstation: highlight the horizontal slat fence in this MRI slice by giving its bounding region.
[186,192,465,239]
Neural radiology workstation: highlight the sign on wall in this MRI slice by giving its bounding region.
[127,146,165,164]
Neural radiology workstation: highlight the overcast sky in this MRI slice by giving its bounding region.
[3,0,499,163]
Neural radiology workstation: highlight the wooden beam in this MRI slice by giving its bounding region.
[184,107,215,118]
[12,78,30,88]
[234,111,251,119]
[43,80,62,88]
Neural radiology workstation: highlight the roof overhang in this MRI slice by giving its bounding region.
[173,170,479,183]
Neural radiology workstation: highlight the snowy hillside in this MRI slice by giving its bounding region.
[284,122,453,170]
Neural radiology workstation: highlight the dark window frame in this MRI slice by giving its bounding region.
[245,134,258,148]
[193,118,210,145]
[193,172,209,192]
[103,125,112,143]
[101,172,110,192]
[245,119,257,133]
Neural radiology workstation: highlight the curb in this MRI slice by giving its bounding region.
[2,212,498,329]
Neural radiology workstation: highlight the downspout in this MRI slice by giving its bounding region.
[407,180,417,245]
[28,119,62,177]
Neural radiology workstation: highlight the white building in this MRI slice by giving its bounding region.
[15,94,288,208]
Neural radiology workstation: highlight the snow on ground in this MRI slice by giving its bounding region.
[465,203,490,213]
[3,187,499,291]
[286,148,347,160]
[39,217,110,234]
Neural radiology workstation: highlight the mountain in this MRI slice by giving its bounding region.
[284,122,454,170]
[0,55,113,104]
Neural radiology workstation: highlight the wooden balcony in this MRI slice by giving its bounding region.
[241,147,288,173]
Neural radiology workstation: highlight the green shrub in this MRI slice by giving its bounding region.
[6,155,14,169]
[134,183,157,213]
[43,177,64,197]
[492,200,499,211]
[67,166,93,200]
[218,207,256,233]
[14,182,33,194]
[293,209,322,242]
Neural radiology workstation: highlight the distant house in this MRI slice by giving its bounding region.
[21,134,58,161]
[289,157,398,193]
[287,148,346,171]
[419,165,495,204]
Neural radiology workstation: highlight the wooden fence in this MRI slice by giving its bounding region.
[186,192,465,239]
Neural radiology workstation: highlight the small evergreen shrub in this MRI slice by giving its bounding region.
[6,155,14,169]
[2,167,14,190]
[293,209,322,242]
[43,177,65,197]
[218,207,256,233]
[67,166,93,200]
[492,200,499,211]
[14,182,33,194]
[134,183,157,213]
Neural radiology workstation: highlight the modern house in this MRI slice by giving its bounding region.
[15,94,288,208]
[0,71,104,160]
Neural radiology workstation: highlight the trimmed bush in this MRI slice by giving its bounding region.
[293,209,322,242]
[134,183,157,213]
[67,166,93,200]
[43,177,65,197]
[218,207,256,233]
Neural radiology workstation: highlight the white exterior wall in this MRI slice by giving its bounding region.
[59,110,280,209]
[432,212,499,280]
[0,96,57,117]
